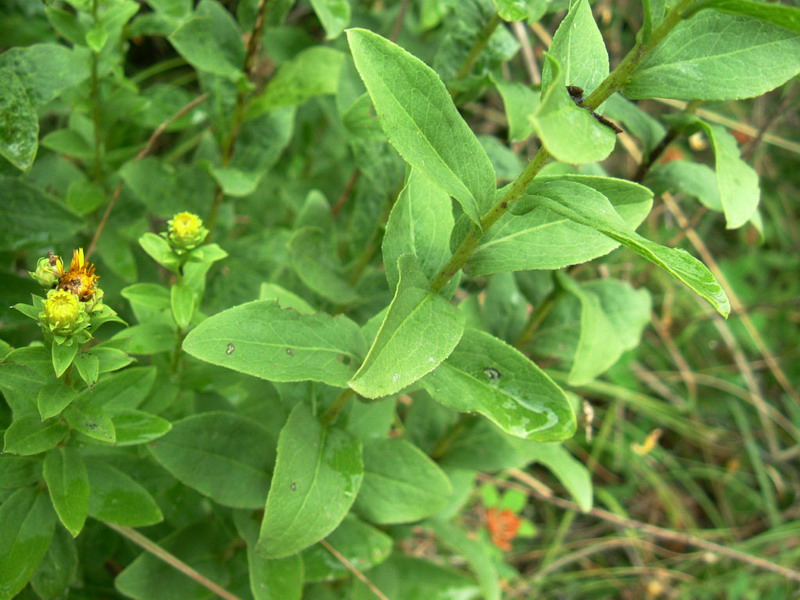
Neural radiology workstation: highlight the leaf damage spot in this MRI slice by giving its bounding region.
[225,343,235,355]
[483,367,501,381]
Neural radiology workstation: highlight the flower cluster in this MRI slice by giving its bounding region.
[23,248,112,342]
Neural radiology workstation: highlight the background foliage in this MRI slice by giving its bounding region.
[1,0,799,598]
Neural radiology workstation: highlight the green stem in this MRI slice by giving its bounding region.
[321,388,355,426]
[130,56,188,84]
[207,0,271,235]
[454,12,502,82]
[430,0,695,295]
[514,290,558,349]
[90,0,103,182]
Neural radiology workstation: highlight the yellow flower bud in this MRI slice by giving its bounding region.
[42,289,83,334]
[29,255,60,288]
[168,212,208,250]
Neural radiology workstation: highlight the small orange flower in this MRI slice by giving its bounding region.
[485,507,522,552]
[55,249,100,301]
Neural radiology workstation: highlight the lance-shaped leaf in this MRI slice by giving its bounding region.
[43,447,89,537]
[149,412,274,509]
[470,175,652,275]
[530,55,616,164]
[524,180,730,316]
[354,438,452,524]
[257,404,363,558]
[697,122,760,229]
[0,488,56,600]
[0,69,38,171]
[349,256,465,398]
[421,329,576,441]
[347,28,496,225]
[624,11,800,101]
[183,300,367,388]
[696,0,800,33]
[540,0,609,94]
[382,169,454,292]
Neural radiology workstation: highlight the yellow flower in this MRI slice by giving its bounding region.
[56,248,100,302]
[168,212,208,250]
[42,289,83,333]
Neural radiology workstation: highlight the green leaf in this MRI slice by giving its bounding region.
[290,227,360,305]
[646,160,722,211]
[257,403,363,558]
[63,401,116,444]
[259,283,317,314]
[3,415,69,456]
[37,381,78,421]
[525,180,731,316]
[422,329,576,441]
[535,278,652,381]
[139,232,180,271]
[520,443,593,511]
[301,514,392,582]
[382,169,454,292]
[51,340,79,378]
[354,438,452,524]
[109,323,176,355]
[248,551,303,600]
[349,256,466,399]
[43,447,89,537]
[168,1,244,80]
[347,28,496,225]
[0,44,91,107]
[248,47,345,117]
[471,175,652,275]
[76,365,157,411]
[115,522,229,599]
[170,282,196,329]
[111,410,172,446]
[40,128,94,158]
[696,0,800,33]
[0,177,84,251]
[697,122,760,229]
[149,412,275,509]
[350,554,480,600]
[624,12,800,100]
[73,350,100,388]
[30,526,78,600]
[540,0,609,94]
[603,93,666,153]
[0,69,38,171]
[428,519,500,600]
[491,76,539,142]
[0,456,41,489]
[0,488,56,600]
[86,460,163,526]
[494,0,529,21]
[183,300,367,387]
[310,0,351,39]
[531,54,616,164]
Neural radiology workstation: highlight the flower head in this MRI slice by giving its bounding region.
[41,289,85,335]
[167,212,208,250]
[29,253,60,288]
[56,248,100,302]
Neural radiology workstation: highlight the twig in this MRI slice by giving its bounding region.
[660,192,800,430]
[655,99,800,155]
[244,0,270,76]
[510,21,540,85]
[86,93,208,259]
[105,523,243,600]
[389,0,410,42]
[502,470,800,584]
[320,539,389,600]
